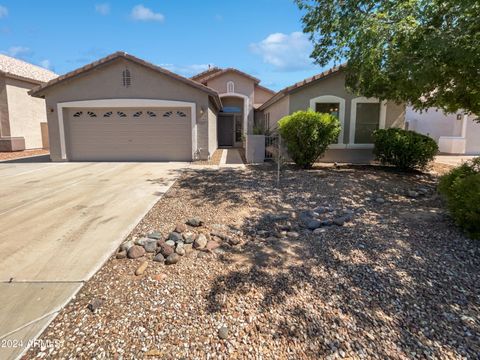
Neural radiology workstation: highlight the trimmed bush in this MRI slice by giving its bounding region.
[373,128,438,170]
[438,157,480,239]
[278,110,341,169]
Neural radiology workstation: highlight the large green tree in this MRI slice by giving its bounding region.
[296,0,480,116]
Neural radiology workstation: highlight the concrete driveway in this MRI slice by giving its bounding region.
[0,161,187,359]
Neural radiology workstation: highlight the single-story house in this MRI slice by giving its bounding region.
[258,66,406,163]
[30,51,405,163]
[0,54,57,151]
[406,107,480,155]
[30,51,275,162]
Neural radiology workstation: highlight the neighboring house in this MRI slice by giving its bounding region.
[258,66,406,163]
[191,67,274,147]
[406,107,480,155]
[29,52,274,162]
[0,54,57,151]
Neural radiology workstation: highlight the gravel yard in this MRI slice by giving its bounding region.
[24,164,479,359]
[0,149,49,162]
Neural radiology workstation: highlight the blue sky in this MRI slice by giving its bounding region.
[0,0,332,90]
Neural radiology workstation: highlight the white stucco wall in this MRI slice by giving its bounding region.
[6,77,49,149]
[465,116,480,154]
[406,107,461,141]
[406,107,480,154]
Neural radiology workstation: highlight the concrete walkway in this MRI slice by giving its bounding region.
[0,161,186,359]
[219,148,246,168]
[435,155,477,166]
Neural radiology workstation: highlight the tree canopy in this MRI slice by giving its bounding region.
[296,0,480,115]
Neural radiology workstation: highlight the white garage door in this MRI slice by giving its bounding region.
[65,107,192,161]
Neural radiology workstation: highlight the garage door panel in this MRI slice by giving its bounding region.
[65,107,192,161]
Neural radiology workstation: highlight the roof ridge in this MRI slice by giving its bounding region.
[191,66,221,80]
[29,51,222,109]
[197,67,260,84]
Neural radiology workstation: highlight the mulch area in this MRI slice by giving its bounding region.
[0,149,49,162]
[24,163,479,359]
[192,149,223,166]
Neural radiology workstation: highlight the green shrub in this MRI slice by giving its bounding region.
[278,110,341,168]
[438,157,480,239]
[373,128,438,170]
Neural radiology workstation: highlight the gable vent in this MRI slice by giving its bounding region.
[122,68,131,87]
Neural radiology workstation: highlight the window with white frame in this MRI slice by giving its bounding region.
[227,81,235,93]
[309,95,346,145]
[350,97,386,145]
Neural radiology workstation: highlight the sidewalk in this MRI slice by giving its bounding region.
[435,155,477,166]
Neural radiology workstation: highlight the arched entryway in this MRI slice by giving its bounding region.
[218,93,248,147]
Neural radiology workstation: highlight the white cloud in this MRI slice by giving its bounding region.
[95,3,110,15]
[250,31,314,71]
[0,5,8,18]
[131,5,164,22]
[160,63,213,77]
[2,46,32,58]
[39,59,52,69]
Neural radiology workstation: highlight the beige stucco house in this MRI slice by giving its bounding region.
[30,52,274,162]
[0,54,57,151]
[192,68,274,148]
[30,51,404,163]
[258,66,406,162]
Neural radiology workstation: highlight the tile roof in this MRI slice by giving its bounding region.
[255,83,276,95]
[29,51,222,109]
[0,54,58,84]
[193,68,260,84]
[259,64,345,111]
[190,67,222,81]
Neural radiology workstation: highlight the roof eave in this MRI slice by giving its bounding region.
[29,52,221,99]
[259,65,345,111]
[0,70,49,86]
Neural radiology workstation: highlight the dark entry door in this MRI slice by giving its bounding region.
[218,114,234,146]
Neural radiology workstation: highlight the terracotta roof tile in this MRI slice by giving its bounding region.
[0,54,58,84]
[258,64,345,111]
[191,67,222,81]
[29,51,222,109]
[195,68,260,84]
[255,83,275,94]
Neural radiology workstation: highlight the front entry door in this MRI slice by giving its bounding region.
[218,114,234,147]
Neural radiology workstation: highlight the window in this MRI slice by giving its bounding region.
[87,111,97,118]
[310,95,346,146]
[163,111,173,117]
[264,112,270,131]
[73,111,83,117]
[235,114,242,142]
[133,111,143,117]
[227,81,235,93]
[117,111,127,117]
[176,111,187,117]
[147,111,157,117]
[221,106,241,113]
[103,111,113,117]
[315,102,340,119]
[353,103,380,144]
[122,68,131,87]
